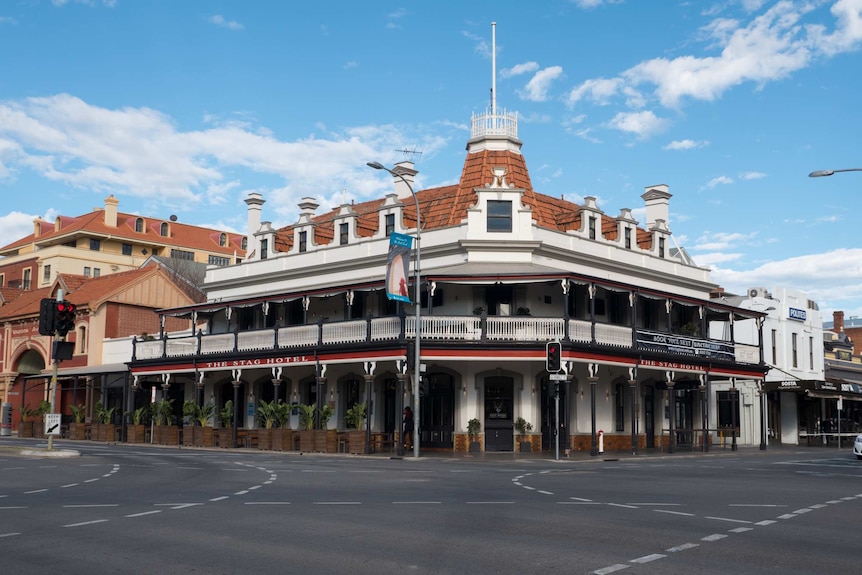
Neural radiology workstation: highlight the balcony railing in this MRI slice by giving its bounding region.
[133,314,760,366]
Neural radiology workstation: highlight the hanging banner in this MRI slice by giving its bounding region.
[386,232,413,303]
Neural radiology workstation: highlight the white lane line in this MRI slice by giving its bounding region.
[705,516,751,524]
[607,503,638,509]
[466,501,515,505]
[177,467,203,470]
[729,527,753,534]
[235,490,249,495]
[793,508,812,514]
[702,534,727,542]
[570,497,593,502]
[24,489,48,494]
[840,496,855,501]
[249,486,262,490]
[729,504,786,507]
[513,482,522,486]
[809,504,826,509]
[313,502,361,505]
[558,501,602,505]
[629,503,680,506]
[64,519,109,528]
[522,486,536,491]
[170,504,202,510]
[301,470,336,473]
[538,490,554,495]
[245,502,291,505]
[0,533,21,538]
[125,510,162,518]
[777,514,796,519]
[630,554,665,564]
[755,520,777,526]
[84,479,99,483]
[654,509,695,517]
[60,483,78,488]
[393,501,442,505]
[826,500,841,504]
[592,564,630,574]
[0,506,27,510]
[63,504,118,508]
[666,543,698,553]
[209,496,229,502]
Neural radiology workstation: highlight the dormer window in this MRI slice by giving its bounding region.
[219,233,227,247]
[260,239,268,260]
[659,237,665,258]
[160,222,169,237]
[624,227,632,249]
[135,217,144,233]
[487,200,512,233]
[339,222,349,246]
[588,216,597,240]
[385,213,395,237]
[241,237,248,250]
[299,230,307,253]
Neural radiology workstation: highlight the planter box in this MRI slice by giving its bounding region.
[69,423,87,441]
[313,430,329,452]
[469,440,482,452]
[258,428,274,450]
[299,430,315,452]
[348,430,366,454]
[97,423,116,442]
[127,424,146,443]
[192,426,215,447]
[217,428,235,448]
[182,426,195,446]
[519,441,532,452]
[272,429,293,451]
[18,421,35,438]
[155,425,179,445]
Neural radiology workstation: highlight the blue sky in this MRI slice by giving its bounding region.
[2,0,862,318]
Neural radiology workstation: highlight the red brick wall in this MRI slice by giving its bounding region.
[104,302,191,338]
[0,257,38,289]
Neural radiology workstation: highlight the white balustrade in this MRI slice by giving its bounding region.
[165,336,197,357]
[200,333,234,355]
[238,330,275,351]
[595,323,633,347]
[135,340,163,360]
[278,325,318,348]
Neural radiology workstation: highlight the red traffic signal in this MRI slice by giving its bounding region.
[545,341,562,372]
[55,301,77,335]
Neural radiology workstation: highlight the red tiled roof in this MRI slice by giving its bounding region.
[0,201,246,257]
[272,147,652,247]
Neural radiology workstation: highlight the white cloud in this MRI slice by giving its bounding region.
[0,209,58,248]
[571,0,623,8]
[740,171,766,179]
[700,175,734,190]
[606,110,667,138]
[208,15,244,31]
[692,230,757,251]
[500,62,540,79]
[663,139,710,150]
[518,66,564,102]
[568,77,624,105]
[0,94,448,232]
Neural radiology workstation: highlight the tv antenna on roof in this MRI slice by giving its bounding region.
[396,147,423,162]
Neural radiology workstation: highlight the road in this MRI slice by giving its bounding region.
[0,440,859,574]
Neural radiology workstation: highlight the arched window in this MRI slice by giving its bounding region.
[160,222,169,237]
[219,233,227,247]
[135,217,144,233]
[77,325,87,354]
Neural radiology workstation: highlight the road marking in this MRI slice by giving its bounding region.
[170,504,203,510]
[629,503,680,506]
[607,503,638,509]
[793,508,812,514]
[729,527,753,534]
[630,554,665,564]
[245,502,291,505]
[705,516,751,524]
[60,483,78,488]
[538,490,554,495]
[729,504,786,507]
[466,501,515,504]
[558,501,602,505]
[0,506,27,509]
[249,485,262,490]
[570,497,593,502]
[24,489,48,494]
[209,496,229,502]
[177,466,204,470]
[522,486,536,491]
[592,564,629,574]
[755,520,776,526]
[702,534,727,542]
[0,533,21,538]
[654,509,694,517]
[84,478,99,483]
[235,490,249,495]
[64,519,110,528]
[777,514,796,519]
[393,501,441,505]
[666,543,698,552]
[314,501,361,505]
[826,500,841,504]
[809,504,826,509]
[63,504,118,508]
[125,510,162,518]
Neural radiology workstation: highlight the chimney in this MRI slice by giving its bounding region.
[642,184,671,229]
[244,192,265,259]
[33,218,42,238]
[104,194,119,227]
[392,161,418,201]
[834,310,845,333]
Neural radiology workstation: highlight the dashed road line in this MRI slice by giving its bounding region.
[630,553,665,564]
[702,534,727,542]
[592,564,629,574]
[666,543,698,552]
[64,519,109,528]
[0,533,21,538]
[125,510,162,518]
[654,509,694,517]
[705,516,751,524]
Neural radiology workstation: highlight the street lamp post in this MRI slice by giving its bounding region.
[367,161,421,459]
[809,168,862,178]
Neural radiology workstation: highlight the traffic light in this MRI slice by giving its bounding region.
[38,298,57,335]
[545,340,562,373]
[55,301,77,336]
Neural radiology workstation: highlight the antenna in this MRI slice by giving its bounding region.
[396,147,423,162]
[492,21,497,118]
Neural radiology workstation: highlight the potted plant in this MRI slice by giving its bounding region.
[182,400,198,446]
[18,405,38,438]
[272,400,293,451]
[126,405,149,443]
[315,404,336,453]
[344,401,368,455]
[95,401,117,442]
[517,307,531,316]
[217,400,234,448]
[515,416,533,452]
[69,403,87,440]
[256,399,277,450]
[190,401,216,447]
[153,397,178,445]
[467,417,482,452]
[298,404,316,451]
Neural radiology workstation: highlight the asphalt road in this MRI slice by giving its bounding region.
[1,440,859,575]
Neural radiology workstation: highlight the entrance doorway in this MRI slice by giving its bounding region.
[484,377,513,451]
[540,378,569,451]
[419,373,455,448]
[644,386,655,448]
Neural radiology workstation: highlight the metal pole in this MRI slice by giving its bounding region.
[46,289,64,451]
[589,377,598,456]
[554,389,560,461]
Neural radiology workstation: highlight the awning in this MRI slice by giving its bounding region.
[25,363,130,379]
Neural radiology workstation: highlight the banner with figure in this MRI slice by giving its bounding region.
[386,232,413,303]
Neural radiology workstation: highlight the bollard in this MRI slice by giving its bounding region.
[598,429,604,454]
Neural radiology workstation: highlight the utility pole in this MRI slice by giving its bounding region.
[46,290,63,451]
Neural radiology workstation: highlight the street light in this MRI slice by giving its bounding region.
[809,168,862,178]
[367,161,421,459]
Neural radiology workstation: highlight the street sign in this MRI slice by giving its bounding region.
[549,373,567,381]
[45,413,62,436]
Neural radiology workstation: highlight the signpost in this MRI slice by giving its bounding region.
[45,413,61,436]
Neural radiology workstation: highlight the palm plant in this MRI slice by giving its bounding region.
[131,405,149,425]
[298,404,316,430]
[195,401,216,427]
[257,399,277,429]
[219,400,234,427]
[69,403,86,424]
[153,398,174,426]
[344,402,368,430]
[274,400,291,429]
